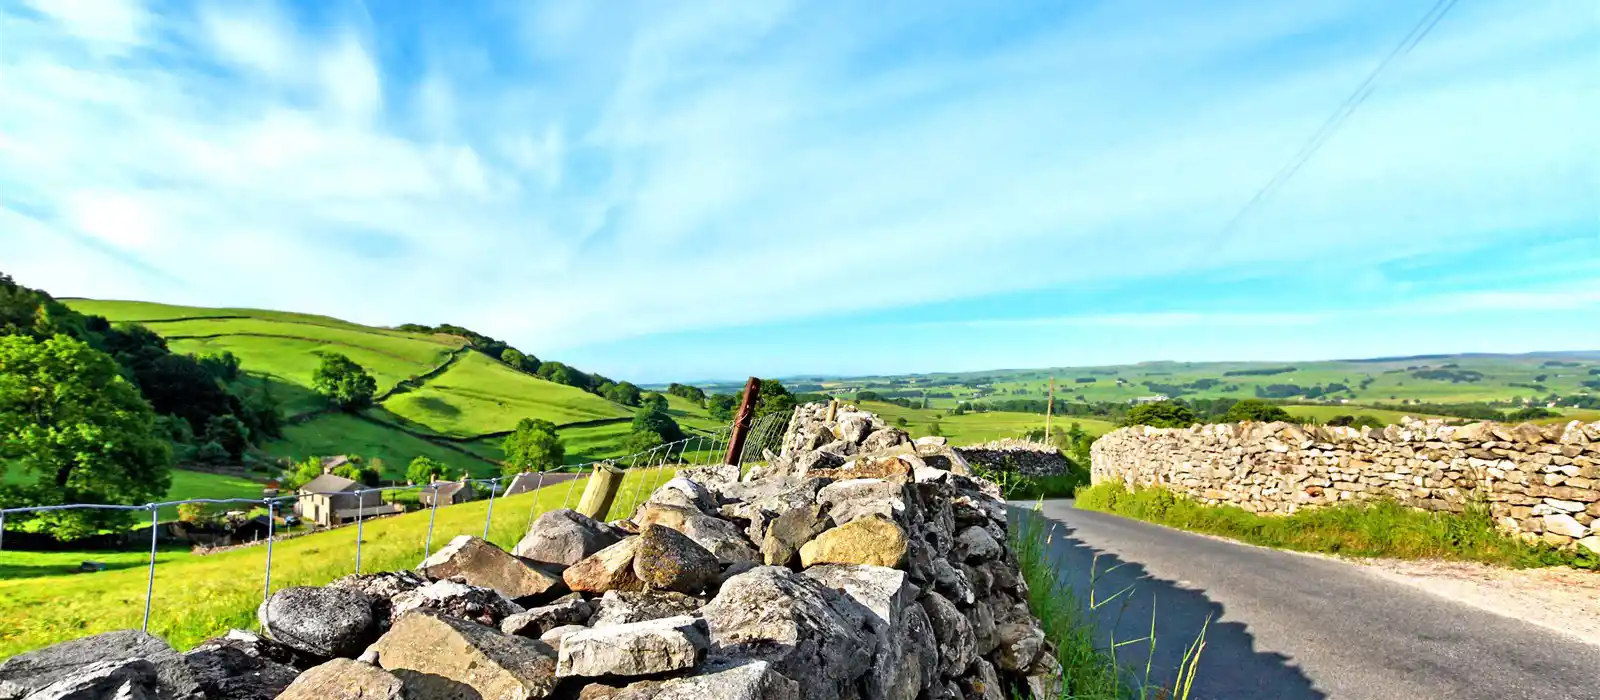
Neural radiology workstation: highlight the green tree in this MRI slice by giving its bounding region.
[312,352,377,411]
[626,405,684,452]
[194,440,229,465]
[536,361,591,390]
[605,382,643,406]
[284,457,324,490]
[1222,399,1293,423]
[1121,400,1198,429]
[203,414,250,461]
[503,418,564,475]
[0,335,172,538]
[642,391,668,412]
[406,455,450,485]
[707,393,737,421]
[928,421,944,437]
[895,416,909,427]
[501,347,526,371]
[753,379,797,418]
[331,462,381,487]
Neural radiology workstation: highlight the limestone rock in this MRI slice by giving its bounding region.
[565,536,647,594]
[258,586,379,659]
[541,625,588,646]
[700,567,869,700]
[637,504,760,565]
[760,505,832,567]
[834,413,875,444]
[630,659,800,700]
[861,429,912,453]
[1544,513,1588,538]
[953,526,1002,563]
[328,571,427,628]
[648,477,717,513]
[1578,536,1600,555]
[556,615,708,678]
[182,630,303,700]
[921,592,975,678]
[633,524,720,594]
[515,509,624,567]
[373,611,558,700]
[799,514,909,569]
[389,579,525,628]
[961,658,1004,700]
[276,658,408,700]
[588,590,706,628]
[20,659,161,700]
[801,565,920,700]
[1023,652,1064,700]
[994,622,1046,671]
[676,464,742,491]
[502,594,595,639]
[818,479,907,526]
[0,629,201,700]
[419,535,566,602]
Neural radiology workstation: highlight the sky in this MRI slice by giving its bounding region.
[1,0,1596,383]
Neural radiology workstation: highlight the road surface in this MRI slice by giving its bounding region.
[1022,499,1600,700]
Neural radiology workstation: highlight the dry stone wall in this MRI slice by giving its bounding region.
[1091,417,1600,552]
[955,440,1072,477]
[0,405,1061,700]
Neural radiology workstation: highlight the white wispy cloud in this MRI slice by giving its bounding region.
[0,0,1593,377]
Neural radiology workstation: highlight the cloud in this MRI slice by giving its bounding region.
[0,0,1593,379]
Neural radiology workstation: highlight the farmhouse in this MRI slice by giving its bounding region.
[501,471,549,497]
[419,476,477,508]
[293,473,400,528]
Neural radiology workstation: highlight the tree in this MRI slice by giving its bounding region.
[194,441,229,465]
[406,455,450,485]
[605,381,643,406]
[0,335,172,538]
[895,417,909,427]
[312,352,377,410]
[536,361,590,390]
[203,414,250,461]
[928,422,944,437]
[332,462,382,487]
[753,379,797,418]
[501,348,527,371]
[503,418,564,474]
[1222,399,1292,424]
[1121,400,1198,429]
[707,393,737,421]
[626,405,684,452]
[642,391,668,412]
[284,457,324,491]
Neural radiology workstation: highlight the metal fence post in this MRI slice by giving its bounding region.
[563,467,582,510]
[355,489,367,574]
[142,505,159,633]
[0,510,6,553]
[424,483,441,560]
[263,500,276,608]
[525,471,548,531]
[484,477,500,541]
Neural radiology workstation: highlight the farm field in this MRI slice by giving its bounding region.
[857,400,1117,443]
[381,352,629,437]
[0,469,675,657]
[264,412,500,479]
[1281,405,1451,425]
[3,469,267,525]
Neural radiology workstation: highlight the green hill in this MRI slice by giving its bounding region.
[61,299,640,480]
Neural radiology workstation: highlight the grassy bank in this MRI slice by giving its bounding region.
[0,468,674,657]
[1076,483,1599,570]
[1011,507,1204,698]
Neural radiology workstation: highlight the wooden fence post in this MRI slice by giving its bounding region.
[724,377,762,467]
[576,463,625,520]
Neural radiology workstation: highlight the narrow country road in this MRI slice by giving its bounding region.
[1021,499,1600,700]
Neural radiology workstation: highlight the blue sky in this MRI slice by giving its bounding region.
[1,0,1595,383]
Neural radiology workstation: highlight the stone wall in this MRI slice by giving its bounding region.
[1,407,1060,700]
[1091,418,1600,551]
[956,440,1072,477]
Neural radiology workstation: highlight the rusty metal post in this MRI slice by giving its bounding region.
[723,377,761,466]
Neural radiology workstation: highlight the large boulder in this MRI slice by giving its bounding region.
[418,535,566,602]
[817,479,907,526]
[801,565,924,700]
[388,579,524,628]
[372,611,559,700]
[275,658,408,700]
[0,630,201,700]
[328,571,427,629]
[564,537,647,594]
[647,477,718,513]
[555,615,708,678]
[514,510,624,567]
[760,505,832,567]
[953,526,1002,563]
[921,592,975,678]
[636,505,759,566]
[633,525,721,594]
[501,594,595,639]
[799,514,909,569]
[588,590,706,628]
[258,586,379,659]
[700,567,869,700]
[861,429,911,453]
[181,630,303,700]
[582,658,800,700]
[17,659,162,700]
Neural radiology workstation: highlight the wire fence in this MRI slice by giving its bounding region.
[0,409,795,640]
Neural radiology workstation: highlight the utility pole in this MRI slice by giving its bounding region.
[1046,375,1055,442]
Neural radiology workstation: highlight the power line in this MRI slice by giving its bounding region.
[1204,0,1460,254]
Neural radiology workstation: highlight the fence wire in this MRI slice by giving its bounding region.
[0,408,796,639]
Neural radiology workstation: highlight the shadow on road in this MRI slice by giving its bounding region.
[1016,508,1326,700]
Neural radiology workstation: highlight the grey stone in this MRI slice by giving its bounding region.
[700,567,869,700]
[633,524,720,594]
[995,622,1046,671]
[920,592,975,678]
[258,586,378,659]
[564,537,646,594]
[373,611,558,700]
[388,579,525,628]
[276,658,409,700]
[502,594,594,638]
[182,630,302,700]
[647,477,717,513]
[861,429,912,453]
[961,658,1004,700]
[328,571,427,629]
[20,659,160,700]
[676,464,742,492]
[540,625,588,646]
[514,509,624,567]
[588,590,705,628]
[555,615,708,678]
[835,414,874,444]
[0,630,200,700]
[418,535,566,602]
[801,565,918,700]
[760,505,832,567]
[636,659,801,700]
[818,479,907,526]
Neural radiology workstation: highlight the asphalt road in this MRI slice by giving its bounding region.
[1022,499,1600,700]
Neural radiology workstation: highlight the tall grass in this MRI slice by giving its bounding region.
[1077,483,1599,570]
[1011,506,1206,699]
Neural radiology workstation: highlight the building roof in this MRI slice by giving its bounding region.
[334,504,403,520]
[502,472,547,496]
[299,473,360,494]
[320,455,351,469]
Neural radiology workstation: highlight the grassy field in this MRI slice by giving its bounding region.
[663,394,723,433]
[3,469,267,525]
[0,468,677,657]
[1281,405,1450,425]
[858,400,1118,444]
[263,412,500,480]
[382,352,630,437]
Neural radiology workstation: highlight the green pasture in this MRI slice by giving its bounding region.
[62,299,448,341]
[3,469,266,526]
[381,352,630,437]
[857,401,1117,444]
[263,412,498,479]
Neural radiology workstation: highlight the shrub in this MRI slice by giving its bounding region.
[1121,400,1197,428]
[1222,399,1291,423]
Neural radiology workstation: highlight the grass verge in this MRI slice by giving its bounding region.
[1076,483,1599,570]
[1011,506,1205,699]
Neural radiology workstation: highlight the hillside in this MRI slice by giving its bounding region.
[62,299,641,480]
